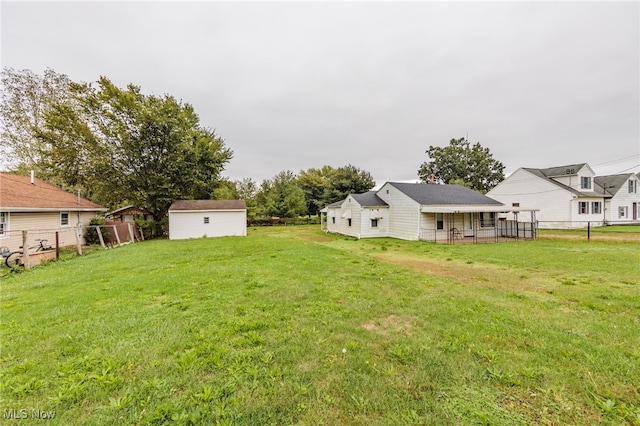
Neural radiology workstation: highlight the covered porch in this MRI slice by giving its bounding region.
[419,206,538,244]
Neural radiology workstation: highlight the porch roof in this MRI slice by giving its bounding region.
[420,205,539,214]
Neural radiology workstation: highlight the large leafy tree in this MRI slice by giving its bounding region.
[417,137,505,193]
[3,68,233,228]
[297,164,375,216]
[234,178,259,220]
[297,165,336,217]
[326,164,376,202]
[0,67,73,169]
[256,171,306,218]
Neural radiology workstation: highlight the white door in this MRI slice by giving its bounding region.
[463,213,474,237]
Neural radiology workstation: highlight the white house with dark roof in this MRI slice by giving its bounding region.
[168,200,247,240]
[486,163,640,228]
[324,182,537,243]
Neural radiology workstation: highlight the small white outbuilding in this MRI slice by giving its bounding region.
[168,200,247,240]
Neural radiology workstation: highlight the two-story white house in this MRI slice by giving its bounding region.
[486,163,640,228]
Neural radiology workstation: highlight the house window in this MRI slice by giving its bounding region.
[578,202,589,214]
[436,213,444,230]
[203,217,210,224]
[61,211,70,226]
[591,202,602,214]
[371,219,378,228]
[619,206,628,218]
[0,212,7,237]
[512,203,520,207]
[332,217,335,224]
[480,212,495,228]
[629,180,637,193]
[581,177,591,190]
[347,218,352,227]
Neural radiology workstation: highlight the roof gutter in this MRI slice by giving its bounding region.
[0,207,108,212]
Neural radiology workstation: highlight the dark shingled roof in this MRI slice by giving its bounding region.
[388,182,503,205]
[351,191,388,207]
[538,163,588,177]
[326,192,388,208]
[594,173,636,196]
[169,200,246,211]
[522,167,610,197]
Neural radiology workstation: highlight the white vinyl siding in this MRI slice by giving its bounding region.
[0,211,98,252]
[326,200,389,239]
[608,175,640,222]
[169,210,246,240]
[358,208,389,238]
[487,168,575,228]
[377,183,422,240]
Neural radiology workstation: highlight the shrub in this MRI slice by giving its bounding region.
[85,218,111,245]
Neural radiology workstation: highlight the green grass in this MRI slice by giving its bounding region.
[1,226,639,425]
[539,225,640,236]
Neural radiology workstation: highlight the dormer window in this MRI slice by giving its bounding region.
[581,176,591,190]
[629,179,637,193]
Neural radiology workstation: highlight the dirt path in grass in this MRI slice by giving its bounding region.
[368,252,552,293]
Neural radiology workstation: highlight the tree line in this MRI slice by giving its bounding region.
[0,68,375,229]
[1,67,504,231]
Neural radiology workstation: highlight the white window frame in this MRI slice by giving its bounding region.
[591,202,602,215]
[436,213,444,230]
[619,206,628,218]
[578,202,589,215]
[370,219,378,228]
[60,211,71,227]
[629,179,637,194]
[581,176,591,190]
[0,212,8,238]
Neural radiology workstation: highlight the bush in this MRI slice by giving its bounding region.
[85,218,111,245]
[136,217,160,239]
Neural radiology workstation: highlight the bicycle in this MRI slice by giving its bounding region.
[2,239,54,270]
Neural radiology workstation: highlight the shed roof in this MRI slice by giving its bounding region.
[169,200,246,211]
[0,173,106,212]
[387,182,503,206]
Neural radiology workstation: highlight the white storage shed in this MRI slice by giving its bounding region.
[168,200,247,240]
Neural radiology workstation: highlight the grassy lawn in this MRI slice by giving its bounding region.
[1,226,639,425]
[539,225,640,242]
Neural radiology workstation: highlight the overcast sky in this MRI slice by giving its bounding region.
[2,1,639,185]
